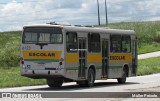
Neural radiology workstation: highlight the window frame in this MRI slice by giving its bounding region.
[66,32,78,53]
[23,32,38,43]
[22,27,63,44]
[38,33,51,43]
[88,33,101,53]
[110,34,122,53]
[122,35,131,53]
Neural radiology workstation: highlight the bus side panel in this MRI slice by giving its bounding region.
[87,53,102,80]
[65,53,79,80]
[108,63,123,78]
[108,53,132,79]
[63,30,80,80]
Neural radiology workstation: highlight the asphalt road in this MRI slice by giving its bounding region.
[138,51,160,59]
[0,73,160,92]
[0,74,160,101]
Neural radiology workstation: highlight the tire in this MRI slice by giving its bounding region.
[77,69,95,87]
[85,69,95,87]
[117,68,127,84]
[47,79,63,88]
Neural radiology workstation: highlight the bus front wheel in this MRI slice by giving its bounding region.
[47,79,63,88]
[117,68,127,84]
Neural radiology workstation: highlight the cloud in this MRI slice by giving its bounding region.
[0,0,160,31]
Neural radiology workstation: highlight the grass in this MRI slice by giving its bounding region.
[138,42,160,54]
[0,67,46,88]
[138,57,160,76]
[101,21,160,40]
[0,31,21,67]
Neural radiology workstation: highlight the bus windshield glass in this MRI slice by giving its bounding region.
[23,27,63,44]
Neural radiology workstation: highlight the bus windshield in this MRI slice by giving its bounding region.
[23,27,63,44]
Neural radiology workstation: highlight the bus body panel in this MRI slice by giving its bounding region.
[21,27,65,79]
[21,44,65,78]
[20,24,137,82]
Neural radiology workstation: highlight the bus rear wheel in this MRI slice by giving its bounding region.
[117,68,127,84]
[47,79,63,88]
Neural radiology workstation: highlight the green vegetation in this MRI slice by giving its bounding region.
[138,57,160,76]
[138,42,160,54]
[0,67,46,88]
[100,21,160,54]
[0,31,21,67]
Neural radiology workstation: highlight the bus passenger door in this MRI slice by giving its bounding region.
[132,39,138,76]
[102,39,109,78]
[78,38,86,79]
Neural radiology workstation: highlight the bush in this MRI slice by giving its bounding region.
[137,33,154,47]
[154,31,160,42]
[0,31,21,68]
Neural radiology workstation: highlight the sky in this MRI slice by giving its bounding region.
[0,0,160,32]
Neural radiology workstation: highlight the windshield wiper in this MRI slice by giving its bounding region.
[36,43,48,49]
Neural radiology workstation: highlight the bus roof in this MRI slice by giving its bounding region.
[23,24,135,35]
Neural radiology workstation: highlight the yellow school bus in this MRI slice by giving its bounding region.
[20,23,137,87]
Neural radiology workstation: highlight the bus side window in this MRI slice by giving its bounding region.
[88,34,91,52]
[88,33,100,53]
[111,35,122,53]
[66,32,78,52]
[122,36,131,53]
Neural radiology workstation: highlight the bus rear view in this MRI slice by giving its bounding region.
[21,24,137,88]
[20,25,65,87]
